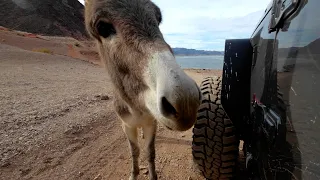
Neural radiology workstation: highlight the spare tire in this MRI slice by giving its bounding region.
[192,76,239,179]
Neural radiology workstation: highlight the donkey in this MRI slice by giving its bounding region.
[84,0,201,179]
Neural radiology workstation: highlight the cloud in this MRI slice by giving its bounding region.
[78,0,271,50]
[160,10,266,50]
[153,0,271,50]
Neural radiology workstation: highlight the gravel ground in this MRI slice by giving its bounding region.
[0,44,227,180]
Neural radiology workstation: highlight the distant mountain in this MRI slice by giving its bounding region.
[0,0,88,40]
[172,48,224,56]
[277,38,320,72]
[278,38,320,58]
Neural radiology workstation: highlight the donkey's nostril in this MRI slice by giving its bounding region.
[160,97,178,118]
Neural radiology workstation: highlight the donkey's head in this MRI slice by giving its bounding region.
[85,0,201,131]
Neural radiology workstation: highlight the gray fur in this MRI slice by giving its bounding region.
[84,1,201,179]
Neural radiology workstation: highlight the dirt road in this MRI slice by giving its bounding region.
[0,44,224,180]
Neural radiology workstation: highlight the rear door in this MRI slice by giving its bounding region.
[251,0,320,179]
[276,0,320,179]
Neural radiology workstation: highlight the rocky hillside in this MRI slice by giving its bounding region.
[0,0,88,40]
[173,48,224,56]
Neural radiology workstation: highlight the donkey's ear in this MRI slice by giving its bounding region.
[151,2,162,25]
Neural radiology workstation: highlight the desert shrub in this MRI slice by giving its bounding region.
[74,42,81,47]
[32,48,53,54]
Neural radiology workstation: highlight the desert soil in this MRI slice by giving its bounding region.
[0,41,238,180]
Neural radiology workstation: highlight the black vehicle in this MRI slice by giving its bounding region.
[191,0,320,179]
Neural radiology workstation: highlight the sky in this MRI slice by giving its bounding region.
[78,0,271,51]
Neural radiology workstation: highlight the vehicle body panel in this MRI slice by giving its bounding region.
[249,0,320,179]
[221,39,252,140]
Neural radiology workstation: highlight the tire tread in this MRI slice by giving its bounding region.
[192,76,238,180]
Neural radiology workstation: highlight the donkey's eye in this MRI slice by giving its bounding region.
[96,21,116,38]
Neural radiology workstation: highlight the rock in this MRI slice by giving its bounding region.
[93,174,102,180]
[100,95,110,100]
[139,165,147,170]
[95,94,110,101]
[19,168,31,176]
[172,163,179,167]
[0,161,10,168]
[141,130,145,139]
[139,166,149,174]
[142,169,149,175]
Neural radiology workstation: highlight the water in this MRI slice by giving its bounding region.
[175,55,224,69]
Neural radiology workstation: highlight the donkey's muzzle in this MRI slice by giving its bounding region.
[148,50,201,131]
[158,86,201,131]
